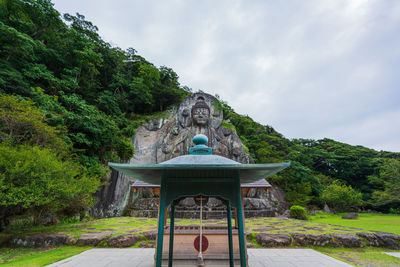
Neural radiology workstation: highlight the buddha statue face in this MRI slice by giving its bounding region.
[191,101,210,126]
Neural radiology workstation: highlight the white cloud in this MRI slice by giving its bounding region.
[53,0,400,152]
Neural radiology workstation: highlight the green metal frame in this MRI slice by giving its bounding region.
[155,173,247,267]
[168,201,175,267]
[226,200,234,267]
[110,135,290,267]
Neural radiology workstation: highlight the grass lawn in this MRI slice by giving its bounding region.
[4,213,399,243]
[1,214,399,266]
[4,217,159,240]
[0,246,91,266]
[316,247,400,267]
[309,213,400,234]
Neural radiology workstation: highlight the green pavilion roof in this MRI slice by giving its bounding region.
[109,134,290,185]
[109,156,289,185]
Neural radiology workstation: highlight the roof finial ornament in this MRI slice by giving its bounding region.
[190,134,212,155]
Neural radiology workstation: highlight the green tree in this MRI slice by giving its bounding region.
[59,93,134,163]
[371,159,400,211]
[270,161,321,206]
[320,180,363,211]
[0,94,67,153]
[0,143,100,228]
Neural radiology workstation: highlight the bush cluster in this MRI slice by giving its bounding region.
[290,205,307,220]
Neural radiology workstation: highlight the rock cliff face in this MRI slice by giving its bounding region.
[92,93,288,218]
[132,93,251,164]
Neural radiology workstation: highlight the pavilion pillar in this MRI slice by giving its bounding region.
[156,176,167,267]
[168,201,175,267]
[226,201,234,267]
[236,179,247,267]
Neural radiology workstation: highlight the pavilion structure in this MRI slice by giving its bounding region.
[109,134,290,267]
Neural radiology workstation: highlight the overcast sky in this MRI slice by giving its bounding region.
[53,0,400,152]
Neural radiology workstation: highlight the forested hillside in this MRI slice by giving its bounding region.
[218,99,400,212]
[0,0,399,229]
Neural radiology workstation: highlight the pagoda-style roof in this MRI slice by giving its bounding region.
[109,156,289,185]
[109,134,290,185]
[132,178,272,189]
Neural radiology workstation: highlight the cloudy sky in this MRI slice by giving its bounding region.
[53,0,400,152]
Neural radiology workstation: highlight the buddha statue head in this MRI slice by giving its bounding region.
[191,99,210,126]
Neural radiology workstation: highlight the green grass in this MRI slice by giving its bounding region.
[244,217,374,235]
[7,214,398,242]
[315,247,400,267]
[1,214,400,266]
[5,217,158,240]
[309,213,400,234]
[0,246,91,266]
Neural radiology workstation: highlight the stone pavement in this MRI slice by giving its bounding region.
[384,252,400,259]
[48,248,352,267]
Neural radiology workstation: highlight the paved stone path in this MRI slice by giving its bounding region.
[385,252,400,259]
[48,248,352,267]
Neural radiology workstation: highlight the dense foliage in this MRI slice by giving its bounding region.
[217,97,400,211]
[0,0,189,229]
[0,0,399,230]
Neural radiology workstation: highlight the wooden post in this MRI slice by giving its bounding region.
[241,190,246,229]
[156,176,167,267]
[226,201,234,267]
[168,201,175,267]
[164,207,168,226]
[234,208,238,228]
[236,178,247,267]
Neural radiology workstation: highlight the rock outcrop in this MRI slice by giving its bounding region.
[342,213,358,219]
[76,232,112,246]
[256,233,292,247]
[291,233,333,246]
[10,233,69,247]
[332,233,363,247]
[93,93,287,218]
[107,234,140,247]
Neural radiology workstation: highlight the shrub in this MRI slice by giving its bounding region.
[290,205,307,220]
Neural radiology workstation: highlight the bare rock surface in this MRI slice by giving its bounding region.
[246,242,255,248]
[10,233,68,247]
[342,213,358,219]
[374,231,400,241]
[76,232,112,246]
[256,233,291,247]
[323,203,331,213]
[356,232,400,249]
[333,233,362,247]
[107,234,139,247]
[138,241,155,248]
[292,233,333,246]
[141,231,157,240]
[356,232,382,246]
[373,232,400,249]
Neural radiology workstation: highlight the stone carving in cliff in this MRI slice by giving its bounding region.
[92,92,287,218]
[133,93,251,165]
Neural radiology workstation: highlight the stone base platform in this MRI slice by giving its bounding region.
[47,248,351,267]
